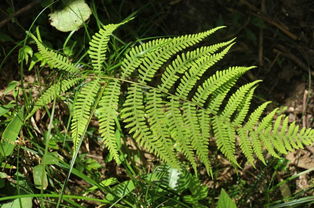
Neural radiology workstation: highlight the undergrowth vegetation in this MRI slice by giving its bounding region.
[1,1,314,207]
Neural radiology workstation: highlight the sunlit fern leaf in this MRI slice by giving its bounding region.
[237,127,255,165]
[88,22,126,71]
[27,78,82,119]
[121,26,225,80]
[176,44,234,99]
[28,22,314,175]
[183,102,213,175]
[28,33,80,73]
[272,115,288,154]
[232,86,256,127]
[206,68,254,115]
[197,109,212,175]
[98,80,121,163]
[287,122,299,149]
[167,98,197,171]
[121,38,173,79]
[138,27,225,84]
[159,39,235,92]
[146,89,169,138]
[242,101,272,163]
[121,85,178,166]
[193,66,255,106]
[234,91,264,165]
[71,79,100,151]
[145,89,179,167]
[256,108,280,158]
[280,117,293,151]
[222,81,261,119]
[305,129,314,144]
[250,130,265,164]
[213,116,238,165]
[292,124,303,148]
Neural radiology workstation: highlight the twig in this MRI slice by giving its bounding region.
[0,1,39,28]
[302,89,308,128]
[273,45,313,75]
[239,0,298,40]
[258,0,265,66]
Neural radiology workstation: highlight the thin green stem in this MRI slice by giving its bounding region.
[0,194,110,204]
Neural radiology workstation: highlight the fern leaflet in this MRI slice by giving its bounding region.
[71,79,100,151]
[28,78,82,119]
[98,80,121,163]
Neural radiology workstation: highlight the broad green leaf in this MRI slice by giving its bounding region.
[42,152,59,165]
[217,189,237,208]
[49,0,92,32]
[33,164,48,190]
[0,109,24,157]
[3,81,18,95]
[0,172,6,188]
[1,197,32,208]
[0,106,10,117]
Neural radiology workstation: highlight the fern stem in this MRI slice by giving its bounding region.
[97,74,209,113]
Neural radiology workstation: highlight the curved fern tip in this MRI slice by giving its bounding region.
[217,25,227,29]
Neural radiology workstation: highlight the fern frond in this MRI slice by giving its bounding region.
[212,116,238,165]
[145,89,179,167]
[27,78,82,119]
[121,85,178,166]
[250,130,265,164]
[232,86,256,126]
[256,108,280,158]
[30,21,314,175]
[88,22,125,71]
[138,27,226,83]
[146,89,170,139]
[176,44,234,99]
[197,109,212,175]
[287,122,299,149]
[159,39,235,92]
[237,128,255,165]
[121,38,173,79]
[193,66,255,106]
[121,26,225,81]
[183,103,212,175]
[167,98,197,171]
[271,115,288,154]
[29,34,80,73]
[280,117,293,151]
[221,80,261,119]
[98,80,122,163]
[71,79,101,151]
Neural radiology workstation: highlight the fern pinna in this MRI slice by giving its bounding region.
[27,19,314,176]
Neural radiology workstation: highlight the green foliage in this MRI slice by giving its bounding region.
[27,19,314,178]
[106,165,210,207]
[0,109,24,158]
[217,189,237,208]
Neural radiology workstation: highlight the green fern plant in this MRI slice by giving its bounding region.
[106,165,210,207]
[26,18,314,176]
